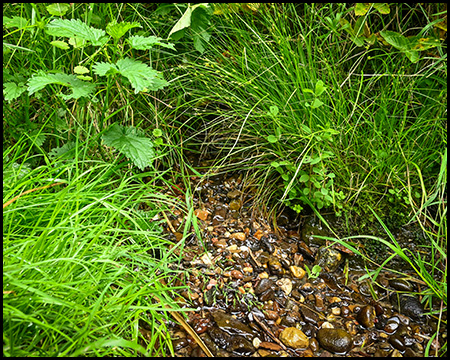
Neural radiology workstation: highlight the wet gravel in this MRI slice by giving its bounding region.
[154,171,446,357]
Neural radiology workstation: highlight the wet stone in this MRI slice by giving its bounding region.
[356,305,377,328]
[210,309,255,341]
[227,189,241,199]
[254,278,274,295]
[279,327,309,349]
[290,265,306,279]
[316,328,353,354]
[314,246,342,272]
[390,293,424,319]
[227,335,255,355]
[389,278,414,292]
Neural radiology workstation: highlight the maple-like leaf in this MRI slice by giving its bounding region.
[128,35,175,51]
[27,71,96,100]
[46,18,108,46]
[93,57,168,93]
[102,124,156,170]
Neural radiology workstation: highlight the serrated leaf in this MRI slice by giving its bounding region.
[50,40,70,49]
[152,128,163,137]
[92,62,119,76]
[267,135,278,143]
[49,141,76,159]
[27,71,96,100]
[94,58,168,93]
[128,35,175,51]
[106,20,141,42]
[68,36,87,48]
[102,124,156,170]
[46,18,108,46]
[3,16,29,29]
[46,3,70,16]
[3,82,27,102]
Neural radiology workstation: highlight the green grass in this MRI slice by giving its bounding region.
[170,3,446,219]
[3,132,191,356]
[3,2,447,357]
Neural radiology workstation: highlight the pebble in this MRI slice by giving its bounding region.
[356,305,376,328]
[290,265,306,279]
[279,327,309,349]
[194,209,210,221]
[230,232,246,241]
[276,278,293,296]
[231,270,243,279]
[317,328,353,353]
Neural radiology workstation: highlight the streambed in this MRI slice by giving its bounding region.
[151,169,445,357]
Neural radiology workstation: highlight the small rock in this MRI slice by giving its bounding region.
[290,265,306,279]
[254,278,274,295]
[356,305,376,328]
[227,189,240,199]
[316,328,353,353]
[276,278,293,296]
[231,270,243,279]
[229,199,241,211]
[389,278,414,292]
[200,252,213,266]
[230,232,246,241]
[194,209,210,221]
[259,341,282,351]
[279,327,309,349]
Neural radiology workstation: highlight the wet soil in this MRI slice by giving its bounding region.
[151,169,446,357]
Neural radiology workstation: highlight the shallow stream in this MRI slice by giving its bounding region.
[150,169,445,357]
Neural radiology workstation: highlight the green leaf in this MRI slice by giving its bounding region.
[168,6,193,38]
[267,135,278,143]
[50,40,70,49]
[314,80,326,96]
[93,58,168,93]
[299,174,310,182]
[152,128,163,137]
[355,3,371,16]
[190,5,212,53]
[106,20,141,42]
[268,105,279,116]
[49,141,76,160]
[3,16,29,29]
[46,18,108,46]
[3,82,27,102]
[74,66,89,75]
[46,3,70,16]
[310,98,324,109]
[270,161,280,168]
[373,3,390,14]
[27,71,96,100]
[128,35,175,51]
[102,124,156,171]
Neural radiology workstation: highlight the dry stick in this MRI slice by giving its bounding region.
[3,182,65,209]
[156,278,213,357]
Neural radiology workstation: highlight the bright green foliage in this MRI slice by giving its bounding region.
[106,20,142,42]
[50,40,70,49]
[27,71,96,100]
[3,16,29,29]
[93,58,168,93]
[380,30,441,63]
[128,35,176,51]
[102,124,156,170]
[168,3,213,53]
[46,3,70,17]
[46,18,109,46]
[3,82,27,102]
